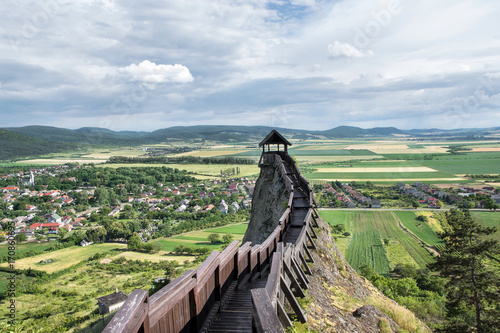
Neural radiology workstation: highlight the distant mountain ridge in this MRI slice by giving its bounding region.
[2,124,499,144]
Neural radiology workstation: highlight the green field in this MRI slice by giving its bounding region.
[0,241,55,259]
[320,211,436,273]
[152,223,248,252]
[472,212,500,242]
[394,211,444,246]
[303,171,456,180]
[418,158,500,174]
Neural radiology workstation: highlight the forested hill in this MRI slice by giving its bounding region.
[0,129,72,160]
[4,124,499,145]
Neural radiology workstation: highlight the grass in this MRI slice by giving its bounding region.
[472,212,500,242]
[367,296,430,333]
[394,211,443,246]
[0,243,126,273]
[0,241,55,259]
[0,262,166,332]
[373,212,435,269]
[109,250,194,263]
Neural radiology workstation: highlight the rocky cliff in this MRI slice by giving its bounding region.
[242,163,290,244]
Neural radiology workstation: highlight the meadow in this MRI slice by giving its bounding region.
[152,222,248,251]
[0,243,127,273]
[0,223,249,332]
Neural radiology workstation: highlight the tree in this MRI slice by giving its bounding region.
[484,197,499,211]
[15,233,27,243]
[208,233,221,244]
[429,209,500,332]
[57,227,67,239]
[127,232,142,250]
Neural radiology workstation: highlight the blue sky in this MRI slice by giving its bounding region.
[1,0,500,131]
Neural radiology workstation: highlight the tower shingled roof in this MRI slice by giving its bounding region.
[258,129,292,147]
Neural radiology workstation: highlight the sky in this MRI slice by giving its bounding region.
[1,0,500,132]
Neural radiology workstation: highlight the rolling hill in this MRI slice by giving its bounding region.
[0,129,73,160]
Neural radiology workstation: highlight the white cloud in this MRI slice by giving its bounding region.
[1,0,500,130]
[327,41,365,58]
[120,60,194,84]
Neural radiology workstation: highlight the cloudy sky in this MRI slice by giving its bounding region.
[1,0,500,131]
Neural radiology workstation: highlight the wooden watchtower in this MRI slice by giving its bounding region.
[258,129,292,167]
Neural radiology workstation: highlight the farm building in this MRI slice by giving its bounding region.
[96,290,128,314]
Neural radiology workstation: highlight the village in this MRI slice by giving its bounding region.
[317,180,500,210]
[0,164,255,244]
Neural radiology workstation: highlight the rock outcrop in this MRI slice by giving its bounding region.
[242,163,290,244]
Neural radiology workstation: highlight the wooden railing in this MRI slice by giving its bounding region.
[104,151,317,333]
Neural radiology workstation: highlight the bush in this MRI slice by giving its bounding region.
[208,233,221,244]
[331,224,346,234]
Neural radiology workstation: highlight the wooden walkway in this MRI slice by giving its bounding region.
[208,272,269,332]
[206,155,311,332]
[102,148,317,333]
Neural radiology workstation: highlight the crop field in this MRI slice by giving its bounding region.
[394,211,443,246]
[102,163,260,177]
[418,158,500,174]
[374,212,435,269]
[345,212,391,274]
[320,211,436,273]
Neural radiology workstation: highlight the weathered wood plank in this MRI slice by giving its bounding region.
[251,288,284,333]
[299,251,313,276]
[283,261,306,297]
[265,243,282,301]
[303,243,315,264]
[306,230,317,250]
[291,257,309,286]
[103,289,149,333]
[280,276,307,323]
